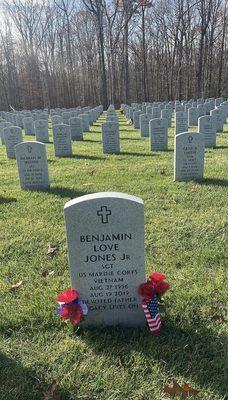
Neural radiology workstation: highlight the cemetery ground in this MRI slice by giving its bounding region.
[0,113,227,400]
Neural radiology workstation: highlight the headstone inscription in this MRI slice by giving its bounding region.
[4,126,23,159]
[149,118,168,151]
[139,114,151,137]
[161,109,172,127]
[152,107,161,119]
[174,132,205,182]
[52,115,63,126]
[175,111,188,135]
[64,192,146,326]
[188,107,199,126]
[15,141,50,190]
[53,124,72,157]
[23,117,35,136]
[35,120,49,143]
[79,114,90,132]
[198,115,216,148]
[70,117,83,141]
[133,110,142,129]
[102,122,120,154]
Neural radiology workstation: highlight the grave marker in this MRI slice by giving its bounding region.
[64,192,146,326]
[174,132,205,182]
[53,124,72,157]
[15,141,50,190]
[102,122,120,154]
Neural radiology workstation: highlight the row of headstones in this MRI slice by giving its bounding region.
[101,103,228,154]
[120,100,228,149]
[0,105,95,127]
[4,131,220,189]
[0,106,103,159]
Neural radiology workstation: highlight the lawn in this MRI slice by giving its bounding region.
[0,112,227,400]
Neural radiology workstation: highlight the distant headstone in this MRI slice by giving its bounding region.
[198,115,216,148]
[102,122,120,154]
[4,126,23,159]
[149,118,168,151]
[133,111,141,129]
[53,124,72,157]
[62,112,71,125]
[161,109,172,127]
[174,132,205,182]
[64,192,146,326]
[70,117,83,141]
[35,120,49,143]
[52,115,63,126]
[152,107,161,119]
[175,111,188,135]
[139,114,152,137]
[188,107,199,126]
[79,114,90,132]
[0,121,12,145]
[23,117,35,136]
[15,141,50,190]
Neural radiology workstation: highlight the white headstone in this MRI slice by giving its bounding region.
[79,114,90,132]
[139,114,151,137]
[23,117,35,136]
[15,141,50,190]
[175,111,188,135]
[35,120,49,143]
[188,107,199,126]
[198,115,216,148]
[70,117,83,141]
[64,192,146,326]
[149,118,168,151]
[102,122,120,154]
[52,115,63,126]
[53,124,72,157]
[4,126,23,159]
[174,132,205,182]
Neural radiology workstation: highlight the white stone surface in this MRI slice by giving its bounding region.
[102,121,120,154]
[53,124,72,157]
[174,132,205,182]
[15,141,50,190]
[4,126,23,159]
[64,192,146,326]
[149,117,168,151]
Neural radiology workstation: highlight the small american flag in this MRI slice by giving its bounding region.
[142,294,161,335]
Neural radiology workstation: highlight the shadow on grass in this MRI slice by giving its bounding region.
[80,320,227,398]
[119,151,158,157]
[200,178,228,187]
[68,154,104,160]
[83,139,102,143]
[0,196,17,205]
[215,145,228,149]
[120,136,142,140]
[0,317,226,398]
[36,186,89,198]
[119,128,138,132]
[0,353,71,400]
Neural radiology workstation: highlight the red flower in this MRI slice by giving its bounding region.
[138,281,155,300]
[60,303,83,325]
[56,288,79,303]
[148,272,170,295]
[154,279,170,294]
[149,272,166,282]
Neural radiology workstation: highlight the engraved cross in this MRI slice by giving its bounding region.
[97,206,111,224]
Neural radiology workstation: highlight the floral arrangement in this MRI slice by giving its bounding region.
[56,288,88,326]
[138,272,170,334]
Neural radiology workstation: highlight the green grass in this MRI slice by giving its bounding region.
[0,113,227,400]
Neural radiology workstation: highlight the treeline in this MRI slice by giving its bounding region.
[0,0,227,110]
